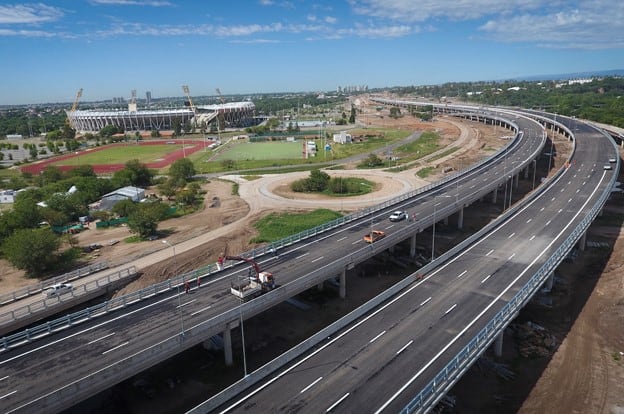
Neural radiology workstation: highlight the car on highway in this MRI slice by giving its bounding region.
[609,157,617,163]
[44,283,73,298]
[388,210,408,222]
[363,230,386,243]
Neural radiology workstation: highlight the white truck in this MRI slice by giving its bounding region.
[227,256,276,301]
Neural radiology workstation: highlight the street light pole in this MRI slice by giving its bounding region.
[431,195,451,262]
[360,182,373,239]
[237,275,248,377]
[162,240,184,337]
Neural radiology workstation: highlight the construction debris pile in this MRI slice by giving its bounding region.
[512,321,557,358]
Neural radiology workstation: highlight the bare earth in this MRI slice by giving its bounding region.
[2,108,624,413]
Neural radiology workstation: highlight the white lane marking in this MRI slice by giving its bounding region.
[88,332,115,345]
[560,188,565,192]
[300,377,323,394]
[470,185,476,189]
[191,305,212,316]
[526,219,532,223]
[386,225,395,230]
[102,341,129,355]
[326,393,350,412]
[1,390,17,400]
[486,249,494,256]
[296,253,309,260]
[540,207,545,212]
[419,297,432,307]
[530,235,536,241]
[576,189,580,193]
[508,253,516,260]
[336,237,347,242]
[352,239,362,245]
[177,299,196,309]
[374,170,608,414]
[0,376,8,381]
[558,209,563,213]
[311,256,324,263]
[444,304,457,316]
[434,202,442,206]
[396,340,413,355]
[369,331,386,343]
[457,270,467,279]
[551,197,556,201]
[546,220,551,226]
[481,274,492,284]
[508,232,515,239]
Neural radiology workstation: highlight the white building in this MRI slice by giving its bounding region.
[333,131,352,144]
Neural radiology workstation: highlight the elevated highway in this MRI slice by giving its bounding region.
[0,108,567,413]
[199,108,620,413]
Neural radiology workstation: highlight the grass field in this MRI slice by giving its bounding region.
[50,144,183,166]
[211,141,303,161]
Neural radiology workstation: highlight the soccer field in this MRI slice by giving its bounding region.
[213,141,304,160]
[50,144,183,166]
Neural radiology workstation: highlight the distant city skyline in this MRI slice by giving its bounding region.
[1,1,623,106]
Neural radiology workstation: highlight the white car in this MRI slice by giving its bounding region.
[389,211,408,222]
[44,283,73,298]
[609,157,617,163]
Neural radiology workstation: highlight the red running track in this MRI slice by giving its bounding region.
[20,139,214,175]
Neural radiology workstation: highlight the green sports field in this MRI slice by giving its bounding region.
[50,144,183,166]
[211,141,303,161]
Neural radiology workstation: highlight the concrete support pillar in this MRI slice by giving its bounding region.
[493,332,503,357]
[317,282,324,291]
[339,268,346,299]
[223,324,233,366]
[514,173,519,188]
[579,231,587,252]
[409,234,417,259]
[389,245,395,254]
[544,272,554,291]
[524,165,529,179]
[457,207,464,230]
[492,188,498,204]
[443,216,449,226]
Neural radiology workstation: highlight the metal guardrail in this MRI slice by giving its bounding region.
[0,115,523,352]
[0,266,136,340]
[0,261,109,306]
[399,119,619,414]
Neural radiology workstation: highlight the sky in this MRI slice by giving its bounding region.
[1,0,623,105]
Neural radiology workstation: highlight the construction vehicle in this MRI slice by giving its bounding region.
[227,255,276,301]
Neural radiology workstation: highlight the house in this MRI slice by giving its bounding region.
[0,190,15,203]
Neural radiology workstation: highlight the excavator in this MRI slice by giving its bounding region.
[226,255,276,301]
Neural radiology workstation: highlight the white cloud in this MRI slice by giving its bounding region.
[258,0,274,5]
[0,28,56,37]
[349,0,547,22]
[479,1,624,49]
[0,4,64,24]
[324,16,337,24]
[90,0,173,5]
[307,14,317,22]
[229,38,282,44]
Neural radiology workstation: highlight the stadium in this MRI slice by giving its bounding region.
[66,100,256,133]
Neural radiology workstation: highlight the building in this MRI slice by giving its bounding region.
[333,131,352,144]
[0,190,15,203]
[95,186,145,210]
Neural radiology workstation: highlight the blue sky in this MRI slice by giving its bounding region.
[1,0,623,105]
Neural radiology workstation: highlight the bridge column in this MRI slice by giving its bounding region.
[492,188,498,204]
[223,323,233,366]
[443,216,449,226]
[339,268,346,299]
[493,332,504,357]
[317,281,324,291]
[409,234,417,260]
[544,272,554,292]
[579,231,587,252]
[514,173,519,188]
[457,207,464,230]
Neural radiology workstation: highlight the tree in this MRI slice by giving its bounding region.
[127,201,169,238]
[168,158,196,182]
[111,159,153,188]
[112,199,138,218]
[349,105,356,123]
[1,228,60,274]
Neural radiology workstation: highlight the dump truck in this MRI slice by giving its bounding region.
[227,255,276,301]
